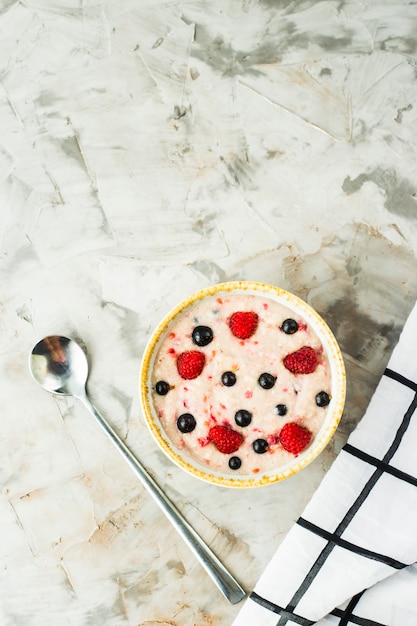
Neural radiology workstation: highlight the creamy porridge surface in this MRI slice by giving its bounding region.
[150,293,332,476]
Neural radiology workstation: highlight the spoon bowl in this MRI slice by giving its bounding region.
[29,335,245,605]
[30,336,88,396]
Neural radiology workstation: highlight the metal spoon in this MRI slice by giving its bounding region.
[29,336,246,605]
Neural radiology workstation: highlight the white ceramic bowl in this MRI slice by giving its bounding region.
[140,281,346,488]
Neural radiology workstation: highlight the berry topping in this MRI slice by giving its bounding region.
[192,325,213,347]
[252,438,269,454]
[279,422,312,455]
[281,318,299,334]
[234,409,252,427]
[155,380,170,395]
[176,350,206,379]
[316,391,331,407]
[208,425,243,454]
[221,371,237,387]
[228,311,259,340]
[177,413,197,433]
[229,456,242,470]
[275,404,288,416]
[258,373,277,389]
[283,346,318,374]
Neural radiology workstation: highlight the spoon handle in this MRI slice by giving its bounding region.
[77,392,246,605]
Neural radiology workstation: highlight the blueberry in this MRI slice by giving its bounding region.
[275,404,288,416]
[229,456,242,470]
[192,325,213,347]
[252,438,269,454]
[281,318,299,334]
[234,409,252,427]
[176,413,197,433]
[155,380,170,395]
[221,371,237,387]
[316,391,331,407]
[258,373,276,389]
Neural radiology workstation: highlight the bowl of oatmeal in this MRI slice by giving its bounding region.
[140,281,346,488]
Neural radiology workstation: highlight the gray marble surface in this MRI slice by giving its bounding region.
[2,1,417,624]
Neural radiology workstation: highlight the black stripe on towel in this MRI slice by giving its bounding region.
[249,592,314,625]
[384,368,417,392]
[344,444,417,488]
[297,518,406,569]
[332,591,365,626]
[265,369,417,626]
[331,606,387,626]
[331,592,387,626]
[330,590,388,626]
[249,590,388,626]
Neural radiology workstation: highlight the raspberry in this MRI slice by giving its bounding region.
[279,422,312,455]
[283,346,318,374]
[176,350,206,379]
[228,311,259,339]
[208,425,243,454]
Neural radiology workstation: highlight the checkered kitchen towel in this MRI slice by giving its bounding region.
[232,300,417,626]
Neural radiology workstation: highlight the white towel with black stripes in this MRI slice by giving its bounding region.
[232,299,417,626]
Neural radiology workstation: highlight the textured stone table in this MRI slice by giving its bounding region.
[2,1,417,624]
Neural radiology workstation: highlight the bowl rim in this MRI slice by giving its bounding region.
[140,281,346,488]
